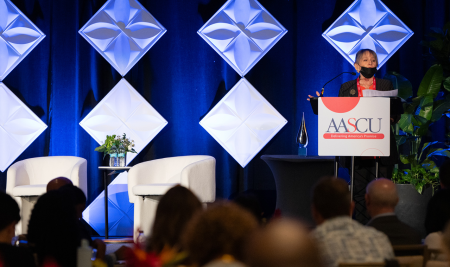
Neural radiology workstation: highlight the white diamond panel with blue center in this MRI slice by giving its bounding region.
[79,0,166,76]
[322,0,413,68]
[200,78,287,168]
[0,0,45,81]
[82,172,134,237]
[79,79,167,166]
[198,0,287,77]
[80,78,167,236]
[0,83,47,172]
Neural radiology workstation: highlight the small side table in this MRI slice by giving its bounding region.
[98,166,131,239]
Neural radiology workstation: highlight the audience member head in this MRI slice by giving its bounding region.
[245,219,324,267]
[0,191,20,244]
[146,185,202,254]
[311,176,353,225]
[231,192,263,224]
[365,178,398,218]
[58,184,87,220]
[46,177,73,192]
[182,201,258,266]
[440,159,450,189]
[28,190,80,267]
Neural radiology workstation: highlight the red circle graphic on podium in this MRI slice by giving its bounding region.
[322,97,360,113]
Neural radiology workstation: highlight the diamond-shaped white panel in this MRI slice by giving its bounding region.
[79,0,166,76]
[0,83,47,172]
[0,0,46,80]
[198,0,287,77]
[322,0,413,68]
[83,172,134,236]
[79,78,167,165]
[200,78,287,167]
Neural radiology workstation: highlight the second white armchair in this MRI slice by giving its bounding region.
[128,155,216,240]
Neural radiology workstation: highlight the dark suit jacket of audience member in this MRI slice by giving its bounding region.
[367,215,422,245]
[339,78,401,168]
[425,189,450,235]
[0,243,36,267]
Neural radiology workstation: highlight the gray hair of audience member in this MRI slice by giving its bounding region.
[312,176,351,219]
[0,191,20,244]
[245,219,324,267]
[366,178,399,208]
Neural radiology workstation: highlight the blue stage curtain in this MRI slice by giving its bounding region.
[1,0,449,205]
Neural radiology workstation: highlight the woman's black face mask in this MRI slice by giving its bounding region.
[359,66,377,78]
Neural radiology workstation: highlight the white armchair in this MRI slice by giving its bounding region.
[128,155,215,240]
[6,156,87,234]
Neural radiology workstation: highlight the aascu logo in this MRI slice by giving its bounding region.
[327,118,382,133]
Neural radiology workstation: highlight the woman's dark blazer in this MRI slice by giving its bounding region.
[339,78,394,97]
[338,78,401,167]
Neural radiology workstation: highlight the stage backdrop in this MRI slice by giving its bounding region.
[0,0,449,229]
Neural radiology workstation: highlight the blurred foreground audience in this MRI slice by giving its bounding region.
[245,219,324,267]
[312,176,395,267]
[0,191,36,267]
[365,178,422,245]
[58,184,92,243]
[8,170,450,267]
[27,190,81,267]
[46,177,73,192]
[230,192,264,224]
[146,185,202,264]
[182,202,258,267]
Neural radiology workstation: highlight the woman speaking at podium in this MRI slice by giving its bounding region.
[339,49,394,97]
[309,49,401,224]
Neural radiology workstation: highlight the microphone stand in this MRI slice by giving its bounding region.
[320,72,356,97]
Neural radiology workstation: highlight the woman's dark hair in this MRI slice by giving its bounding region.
[181,201,258,266]
[27,190,80,267]
[0,191,20,231]
[146,185,202,254]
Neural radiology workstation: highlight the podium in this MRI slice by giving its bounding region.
[310,97,403,199]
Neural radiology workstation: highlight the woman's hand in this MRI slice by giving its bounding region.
[307,91,320,101]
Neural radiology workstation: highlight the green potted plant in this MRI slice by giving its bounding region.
[388,64,449,193]
[381,21,450,236]
[95,133,137,166]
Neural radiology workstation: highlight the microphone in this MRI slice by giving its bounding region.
[320,72,356,97]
